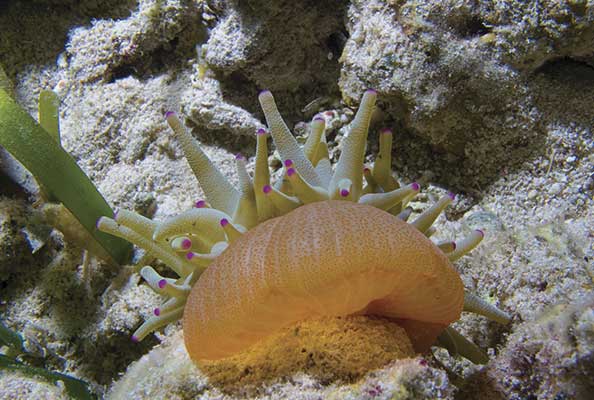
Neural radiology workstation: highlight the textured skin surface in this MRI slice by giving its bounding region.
[201,316,415,388]
[184,201,464,361]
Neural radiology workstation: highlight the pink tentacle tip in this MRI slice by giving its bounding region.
[164,111,175,119]
[131,336,139,343]
[158,279,167,289]
[220,218,229,227]
[186,252,195,260]
[154,308,161,316]
[287,168,296,177]
[263,185,272,194]
[476,229,485,237]
[195,200,206,208]
[181,238,192,250]
[363,167,371,174]
[448,192,456,200]
[451,242,457,250]
[380,127,392,134]
[340,189,350,197]
[256,128,267,135]
[284,159,293,167]
[411,182,420,191]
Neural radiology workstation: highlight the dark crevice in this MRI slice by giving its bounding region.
[107,23,205,83]
[108,65,139,83]
[450,15,492,38]
[529,56,594,130]
[533,56,594,83]
[461,17,491,37]
[326,29,349,60]
[215,70,261,117]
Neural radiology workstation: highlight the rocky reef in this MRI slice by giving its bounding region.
[0,0,592,399]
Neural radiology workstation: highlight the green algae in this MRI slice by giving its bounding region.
[0,88,130,264]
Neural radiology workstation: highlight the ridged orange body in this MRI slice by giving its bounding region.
[183,201,464,361]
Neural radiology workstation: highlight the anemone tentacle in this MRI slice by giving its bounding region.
[113,209,157,237]
[464,291,511,324]
[258,90,321,187]
[362,167,379,194]
[448,229,485,261]
[253,128,276,221]
[328,89,377,201]
[263,184,301,214]
[358,183,420,211]
[437,326,489,364]
[303,116,326,163]
[220,218,245,243]
[284,159,329,204]
[152,208,228,244]
[397,206,413,221]
[313,134,333,187]
[373,128,399,193]
[186,250,219,267]
[97,217,193,277]
[232,154,258,228]
[165,112,239,215]
[435,240,456,253]
[170,236,192,252]
[410,193,455,234]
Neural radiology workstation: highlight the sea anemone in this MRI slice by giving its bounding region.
[97,89,510,365]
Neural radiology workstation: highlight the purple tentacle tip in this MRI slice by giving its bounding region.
[165,111,175,119]
[181,238,192,250]
[366,88,377,95]
[235,153,244,160]
[158,279,167,289]
[131,335,139,343]
[95,217,103,229]
[258,89,271,96]
[195,200,206,208]
[154,308,161,316]
[451,242,457,250]
[186,252,194,260]
[284,159,293,167]
[263,185,272,194]
[287,168,296,177]
[313,115,325,122]
[476,229,485,237]
[256,128,267,135]
[411,182,420,191]
[113,209,119,220]
[448,192,456,200]
[380,127,392,134]
[340,189,350,197]
[220,218,229,227]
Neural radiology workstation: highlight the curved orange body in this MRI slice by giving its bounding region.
[183,200,464,361]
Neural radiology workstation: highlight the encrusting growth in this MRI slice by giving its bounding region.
[97,89,510,364]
